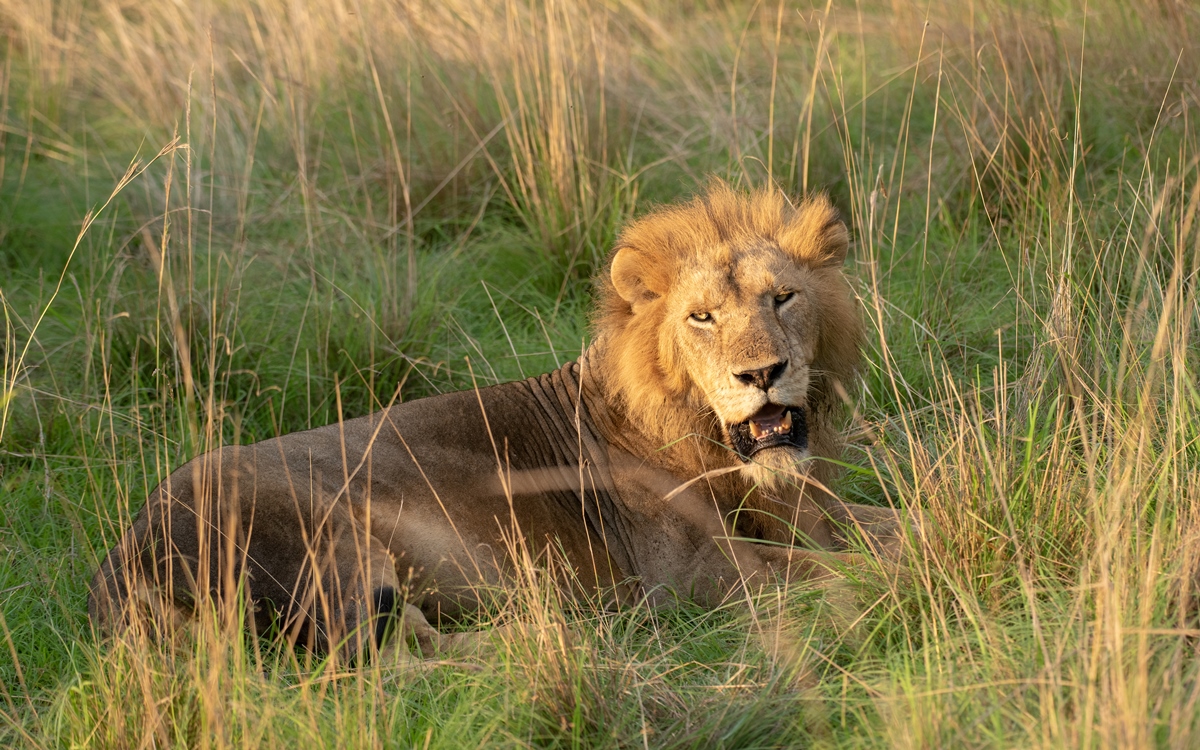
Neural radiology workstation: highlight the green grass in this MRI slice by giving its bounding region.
[2,0,1200,746]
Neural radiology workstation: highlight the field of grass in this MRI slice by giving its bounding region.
[2,0,1199,746]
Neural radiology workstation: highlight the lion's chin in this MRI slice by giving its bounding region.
[738,445,812,491]
[727,405,808,460]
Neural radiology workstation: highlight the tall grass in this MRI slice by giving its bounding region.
[1,0,1199,746]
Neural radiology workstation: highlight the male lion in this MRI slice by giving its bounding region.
[89,182,908,658]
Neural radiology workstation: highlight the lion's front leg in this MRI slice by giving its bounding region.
[609,466,857,607]
[824,501,924,561]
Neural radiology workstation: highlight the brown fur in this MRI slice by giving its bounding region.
[89,181,908,659]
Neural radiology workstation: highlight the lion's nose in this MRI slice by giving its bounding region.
[734,360,788,390]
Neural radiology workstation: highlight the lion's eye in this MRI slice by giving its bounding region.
[689,311,712,324]
[774,291,795,305]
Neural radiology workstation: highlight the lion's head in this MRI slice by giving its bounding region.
[594,181,861,488]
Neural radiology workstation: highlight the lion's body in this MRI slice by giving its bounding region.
[89,183,906,656]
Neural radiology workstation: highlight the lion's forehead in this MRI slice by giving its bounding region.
[673,244,805,308]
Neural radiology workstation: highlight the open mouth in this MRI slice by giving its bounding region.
[727,404,808,459]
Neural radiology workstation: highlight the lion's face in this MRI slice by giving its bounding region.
[666,241,822,466]
[598,183,861,483]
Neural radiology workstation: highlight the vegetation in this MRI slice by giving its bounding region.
[1,0,1198,745]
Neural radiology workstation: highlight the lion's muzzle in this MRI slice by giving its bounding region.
[727,404,808,459]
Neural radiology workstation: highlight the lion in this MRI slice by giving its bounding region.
[89,181,910,659]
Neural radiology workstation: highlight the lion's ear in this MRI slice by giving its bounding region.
[819,218,849,267]
[780,196,849,268]
[610,247,663,310]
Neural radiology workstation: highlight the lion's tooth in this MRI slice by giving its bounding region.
[780,411,792,432]
[749,421,765,439]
